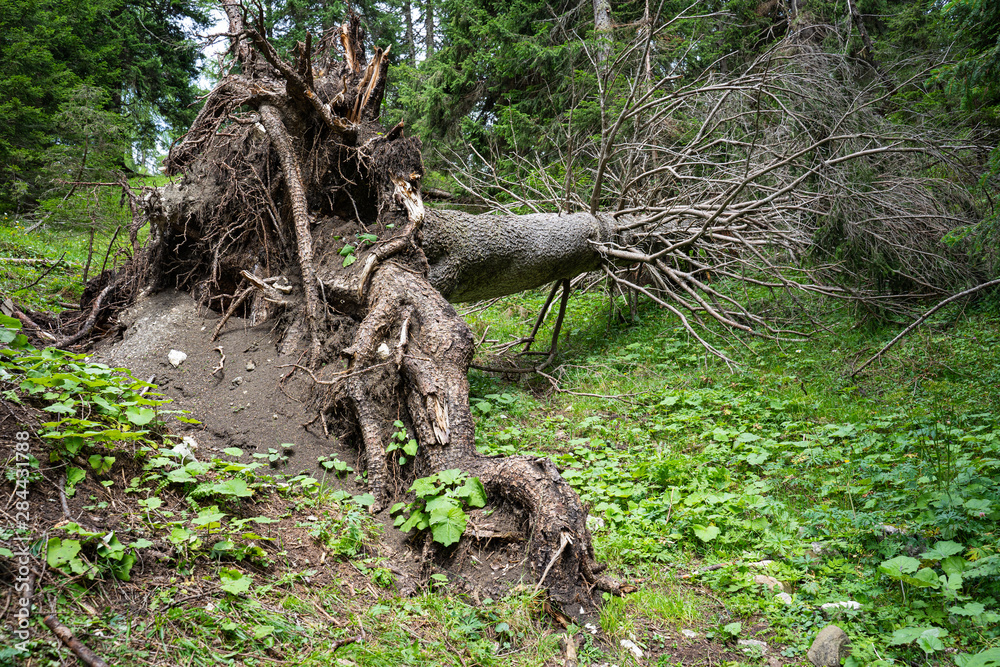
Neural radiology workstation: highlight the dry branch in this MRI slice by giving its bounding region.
[447,20,984,360]
[43,615,109,667]
[852,277,1000,376]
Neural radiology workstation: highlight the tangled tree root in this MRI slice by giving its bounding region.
[71,0,624,618]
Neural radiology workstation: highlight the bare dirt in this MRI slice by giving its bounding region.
[95,289,537,600]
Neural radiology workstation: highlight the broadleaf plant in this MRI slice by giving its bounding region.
[391,470,487,546]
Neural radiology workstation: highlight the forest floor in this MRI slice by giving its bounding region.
[2,220,1000,667]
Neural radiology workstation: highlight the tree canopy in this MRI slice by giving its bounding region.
[0,0,208,212]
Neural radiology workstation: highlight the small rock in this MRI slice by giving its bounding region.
[377,342,391,359]
[821,601,862,615]
[749,559,775,568]
[878,524,905,535]
[231,376,243,386]
[807,625,851,667]
[245,360,256,371]
[681,629,698,638]
[306,515,318,521]
[171,436,199,462]
[754,574,787,593]
[738,639,768,654]
[805,542,828,559]
[775,592,793,605]
[168,349,187,367]
[586,515,606,531]
[620,639,643,659]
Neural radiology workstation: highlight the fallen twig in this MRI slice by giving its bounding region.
[536,370,644,401]
[535,531,572,593]
[57,283,113,348]
[276,361,391,385]
[331,634,363,651]
[211,347,225,376]
[15,252,66,292]
[852,277,1000,377]
[11,308,57,342]
[212,287,253,341]
[0,256,80,266]
[43,614,109,667]
[560,633,578,667]
[56,474,71,520]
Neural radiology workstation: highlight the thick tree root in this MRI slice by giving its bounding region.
[334,261,621,616]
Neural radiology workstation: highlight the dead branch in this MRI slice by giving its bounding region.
[212,287,253,341]
[448,21,984,361]
[211,346,226,376]
[43,614,109,667]
[57,283,113,348]
[852,277,1000,376]
[14,252,66,293]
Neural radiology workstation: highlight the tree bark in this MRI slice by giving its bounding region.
[422,210,611,302]
[424,0,435,57]
[404,0,416,66]
[593,0,613,66]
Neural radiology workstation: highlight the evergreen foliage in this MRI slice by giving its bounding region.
[0,0,207,213]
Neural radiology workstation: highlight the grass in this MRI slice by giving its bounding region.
[0,176,161,312]
[465,282,1000,664]
[3,217,1000,665]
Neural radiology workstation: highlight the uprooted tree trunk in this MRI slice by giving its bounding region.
[104,3,621,615]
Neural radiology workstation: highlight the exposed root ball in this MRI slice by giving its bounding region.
[83,1,620,616]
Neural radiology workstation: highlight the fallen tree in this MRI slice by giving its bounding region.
[69,0,985,615]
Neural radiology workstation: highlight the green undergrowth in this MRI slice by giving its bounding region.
[0,176,161,312]
[466,285,1000,665]
[0,316,388,666]
[5,215,1000,665]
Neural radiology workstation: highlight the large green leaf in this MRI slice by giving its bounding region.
[905,567,941,588]
[921,540,964,560]
[942,555,967,576]
[692,524,720,542]
[426,495,461,516]
[436,469,465,485]
[430,505,468,546]
[960,648,1000,667]
[64,466,86,497]
[46,538,82,569]
[220,568,253,595]
[889,626,947,647]
[110,553,136,581]
[399,510,428,533]
[410,476,439,498]
[0,314,22,331]
[878,556,920,579]
[950,602,986,617]
[456,477,487,508]
[126,405,156,425]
